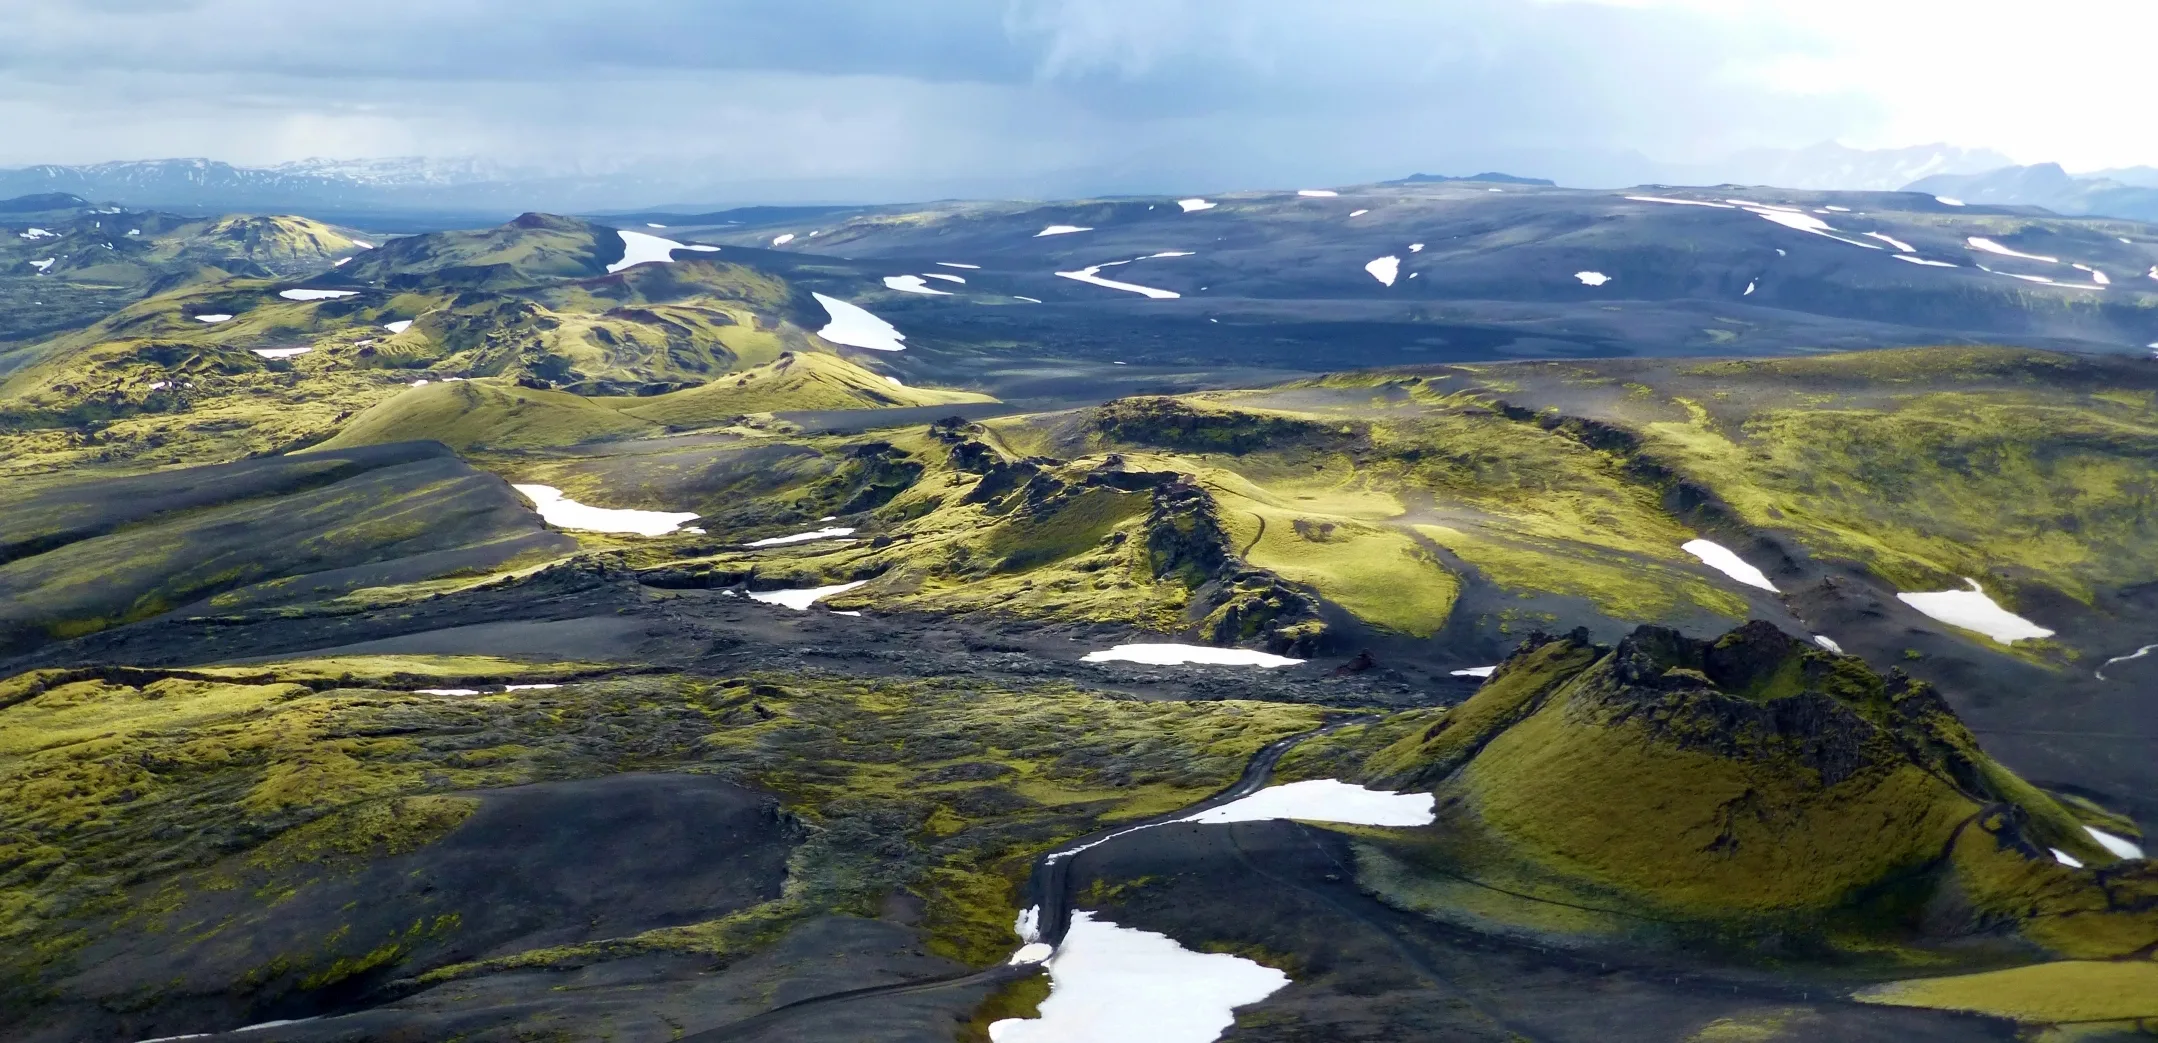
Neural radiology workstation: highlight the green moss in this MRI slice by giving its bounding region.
[613,351,992,428]
[1856,960,2158,1023]
[314,379,658,453]
[959,969,1051,1043]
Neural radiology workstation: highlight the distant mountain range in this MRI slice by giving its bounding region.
[10,147,2158,224]
[0,158,701,223]
[1708,142,2015,192]
[1905,163,2158,223]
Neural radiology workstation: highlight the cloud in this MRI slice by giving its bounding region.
[0,0,2149,202]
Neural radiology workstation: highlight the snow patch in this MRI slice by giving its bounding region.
[17,228,56,239]
[1936,196,1965,206]
[1183,779,1436,827]
[1081,643,1301,668]
[920,272,965,283]
[2087,828,2144,860]
[1814,635,1844,654]
[383,320,413,333]
[748,580,869,611]
[1177,198,1216,212]
[1450,666,1497,678]
[1010,943,1055,965]
[1897,579,2054,644]
[504,684,561,692]
[1056,265,1179,299]
[1575,271,1610,286]
[1349,209,1369,217]
[279,288,358,301]
[1967,237,2057,263]
[883,274,951,296]
[1863,232,1915,252]
[1750,208,1881,249]
[417,688,479,697]
[1823,205,1851,212]
[771,233,795,246]
[2097,644,2158,680]
[250,347,312,359]
[937,262,981,269]
[193,314,233,323]
[1408,242,1424,252]
[606,230,719,274]
[987,911,1289,1043]
[1036,225,1092,237]
[28,257,53,273]
[812,293,907,351]
[1625,195,1735,209]
[1296,189,1339,197]
[1365,256,1400,286]
[2052,849,2085,868]
[1682,539,1778,592]
[513,484,698,537]
[1894,255,1958,268]
[744,526,857,547]
[1744,280,1756,295]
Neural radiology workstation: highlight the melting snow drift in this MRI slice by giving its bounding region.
[988,911,1289,1043]
[1897,579,2054,644]
[883,275,951,295]
[194,314,234,323]
[1183,780,1435,827]
[1036,225,1092,237]
[250,347,312,360]
[1296,189,1339,197]
[744,526,857,547]
[1682,539,1778,592]
[1365,256,1400,286]
[2087,828,2145,860]
[812,293,907,351]
[383,320,413,334]
[1575,271,1610,286]
[1082,644,1302,668]
[513,484,699,537]
[1056,265,1179,299]
[278,288,359,301]
[1967,237,2057,263]
[748,581,869,611]
[1177,198,1217,212]
[606,230,719,273]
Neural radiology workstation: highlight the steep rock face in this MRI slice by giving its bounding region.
[1141,476,1230,586]
[1336,623,2155,956]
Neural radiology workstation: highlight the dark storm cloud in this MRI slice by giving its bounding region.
[0,0,1879,200]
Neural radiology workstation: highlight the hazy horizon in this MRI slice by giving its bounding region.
[6,0,2155,205]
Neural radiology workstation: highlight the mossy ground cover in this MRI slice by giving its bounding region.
[0,654,1321,1010]
[1855,959,2158,1023]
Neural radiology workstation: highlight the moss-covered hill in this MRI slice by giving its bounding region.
[0,214,997,478]
[1280,624,2153,960]
[0,206,364,346]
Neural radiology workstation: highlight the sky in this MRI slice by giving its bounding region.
[0,0,2153,202]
